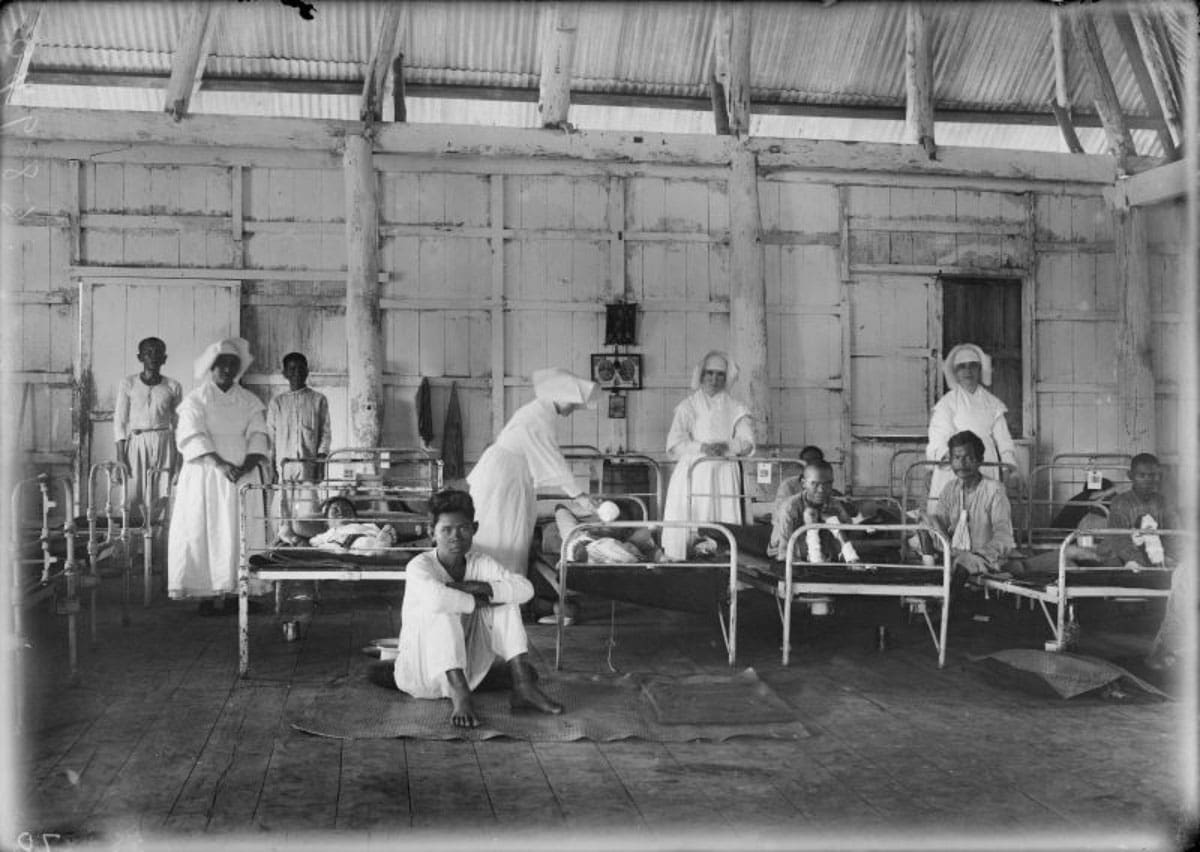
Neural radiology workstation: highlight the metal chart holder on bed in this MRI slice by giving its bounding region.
[768,523,954,668]
[1022,459,1129,551]
[236,479,433,677]
[553,520,742,668]
[980,528,1187,648]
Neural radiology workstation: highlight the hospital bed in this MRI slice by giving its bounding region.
[537,445,663,520]
[737,521,954,667]
[552,520,743,668]
[236,480,432,677]
[1021,457,1129,551]
[980,528,1186,650]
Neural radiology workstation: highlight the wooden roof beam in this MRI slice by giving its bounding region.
[163,1,219,121]
[1068,10,1136,169]
[360,4,405,123]
[712,2,752,138]
[537,2,578,129]
[0,3,43,107]
[905,3,936,160]
[1049,9,1083,154]
[1128,8,1183,152]
[1111,10,1177,159]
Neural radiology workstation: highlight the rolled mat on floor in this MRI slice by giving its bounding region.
[289,668,808,742]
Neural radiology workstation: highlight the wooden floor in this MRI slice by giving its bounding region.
[10,570,1193,851]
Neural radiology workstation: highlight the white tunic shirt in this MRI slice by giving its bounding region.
[393,549,534,699]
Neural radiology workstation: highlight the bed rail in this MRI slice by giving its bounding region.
[553,520,741,669]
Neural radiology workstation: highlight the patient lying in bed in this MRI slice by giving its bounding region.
[280,496,401,557]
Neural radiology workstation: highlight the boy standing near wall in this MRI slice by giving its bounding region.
[114,336,182,518]
[268,352,331,541]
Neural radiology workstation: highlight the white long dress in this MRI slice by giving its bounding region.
[661,390,755,560]
[926,386,1016,501]
[467,398,584,575]
[393,549,534,699]
[168,380,272,598]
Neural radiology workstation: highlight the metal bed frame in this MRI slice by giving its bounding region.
[542,445,664,520]
[980,527,1188,649]
[744,522,954,668]
[11,473,82,677]
[1022,459,1130,551]
[553,520,742,668]
[236,478,434,677]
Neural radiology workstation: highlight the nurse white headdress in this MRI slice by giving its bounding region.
[532,367,598,408]
[942,343,992,390]
[691,350,740,390]
[194,337,254,383]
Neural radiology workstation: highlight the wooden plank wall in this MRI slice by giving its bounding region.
[1,140,1187,495]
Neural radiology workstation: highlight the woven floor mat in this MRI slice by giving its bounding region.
[289,668,809,742]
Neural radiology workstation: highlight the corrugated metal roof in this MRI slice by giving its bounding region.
[2,0,1189,158]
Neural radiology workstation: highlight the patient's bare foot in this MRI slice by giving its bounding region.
[446,669,479,728]
[510,682,564,715]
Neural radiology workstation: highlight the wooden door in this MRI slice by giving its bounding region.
[941,277,1023,436]
[77,279,240,498]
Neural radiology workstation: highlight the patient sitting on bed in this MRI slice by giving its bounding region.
[919,430,1014,596]
[768,460,864,563]
[394,489,563,728]
[300,496,399,557]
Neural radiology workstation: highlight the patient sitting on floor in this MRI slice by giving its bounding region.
[394,489,563,728]
[288,496,399,557]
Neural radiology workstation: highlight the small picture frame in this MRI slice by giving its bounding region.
[591,353,643,390]
[607,393,627,420]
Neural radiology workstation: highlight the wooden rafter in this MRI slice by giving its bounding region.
[1068,10,1136,167]
[1111,10,1176,159]
[904,3,936,159]
[536,2,578,129]
[360,4,405,123]
[163,1,219,121]
[0,3,42,107]
[1049,9,1083,154]
[712,2,751,137]
[1128,8,1183,150]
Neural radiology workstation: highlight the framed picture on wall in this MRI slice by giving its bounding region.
[607,393,627,419]
[591,354,643,390]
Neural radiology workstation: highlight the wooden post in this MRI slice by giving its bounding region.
[728,146,769,444]
[1111,10,1177,159]
[709,70,731,136]
[1069,11,1136,167]
[163,1,218,121]
[905,3,936,160]
[1049,10,1084,154]
[360,4,405,123]
[1128,8,1183,151]
[537,3,577,129]
[343,133,384,447]
[1113,205,1155,451]
[712,3,751,137]
[391,53,407,123]
[0,3,41,106]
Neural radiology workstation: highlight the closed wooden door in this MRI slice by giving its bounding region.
[941,277,1023,436]
[77,279,240,497]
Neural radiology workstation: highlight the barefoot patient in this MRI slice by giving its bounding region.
[394,489,564,727]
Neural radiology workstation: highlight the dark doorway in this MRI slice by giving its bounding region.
[941,277,1023,437]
